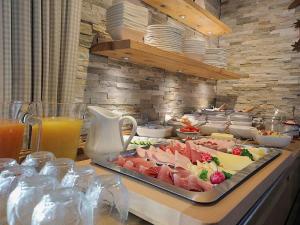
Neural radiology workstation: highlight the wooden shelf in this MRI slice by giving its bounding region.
[142,0,231,36]
[91,40,241,80]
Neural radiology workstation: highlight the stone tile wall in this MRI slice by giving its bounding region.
[217,0,300,120]
[76,0,217,124]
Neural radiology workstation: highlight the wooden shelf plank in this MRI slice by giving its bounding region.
[91,40,241,80]
[142,0,231,36]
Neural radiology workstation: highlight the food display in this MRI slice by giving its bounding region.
[110,138,270,193]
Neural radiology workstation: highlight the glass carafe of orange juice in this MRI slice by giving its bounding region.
[31,103,86,159]
[0,102,33,160]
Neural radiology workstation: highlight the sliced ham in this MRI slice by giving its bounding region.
[136,147,146,158]
[123,160,139,172]
[188,175,213,192]
[193,138,235,152]
[115,155,126,166]
[129,157,154,169]
[173,174,190,190]
[157,165,173,184]
[173,170,213,192]
[152,148,175,165]
[143,166,161,178]
[174,151,192,170]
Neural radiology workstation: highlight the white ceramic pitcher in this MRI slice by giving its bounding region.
[85,106,137,161]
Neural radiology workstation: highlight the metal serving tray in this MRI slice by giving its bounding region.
[93,147,281,204]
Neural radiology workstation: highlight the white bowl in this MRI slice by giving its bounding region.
[229,125,257,139]
[176,129,200,139]
[254,134,292,148]
[137,126,172,138]
[230,121,252,126]
[200,123,227,135]
[207,120,228,125]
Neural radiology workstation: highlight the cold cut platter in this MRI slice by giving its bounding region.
[93,138,281,203]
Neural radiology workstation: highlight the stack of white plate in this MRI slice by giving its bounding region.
[144,25,183,53]
[106,1,149,40]
[204,48,227,68]
[183,38,207,60]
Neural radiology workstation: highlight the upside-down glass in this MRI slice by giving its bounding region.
[61,165,96,193]
[0,102,40,160]
[39,158,74,181]
[0,159,18,172]
[21,151,55,172]
[30,102,86,159]
[0,166,37,225]
[7,175,59,225]
[32,188,93,225]
[86,175,129,225]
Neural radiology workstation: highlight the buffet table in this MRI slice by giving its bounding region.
[76,140,300,225]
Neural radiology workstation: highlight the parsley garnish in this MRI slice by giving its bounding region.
[222,170,233,179]
[241,149,254,161]
[212,156,220,166]
[199,169,208,181]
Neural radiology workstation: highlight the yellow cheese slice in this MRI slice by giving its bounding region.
[217,152,253,171]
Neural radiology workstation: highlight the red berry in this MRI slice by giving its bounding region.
[232,147,242,155]
[210,171,225,184]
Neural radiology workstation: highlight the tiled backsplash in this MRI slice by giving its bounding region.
[217,0,300,120]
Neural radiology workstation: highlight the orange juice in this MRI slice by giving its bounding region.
[0,120,25,160]
[32,117,83,159]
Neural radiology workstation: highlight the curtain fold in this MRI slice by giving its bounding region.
[0,0,82,103]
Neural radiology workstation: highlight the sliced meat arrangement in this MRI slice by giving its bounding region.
[193,138,235,152]
[113,140,256,192]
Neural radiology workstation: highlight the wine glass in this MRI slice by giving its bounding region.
[86,175,129,225]
[7,175,59,225]
[0,165,37,225]
[61,165,96,193]
[0,158,18,172]
[21,151,55,172]
[39,158,74,181]
[31,188,93,225]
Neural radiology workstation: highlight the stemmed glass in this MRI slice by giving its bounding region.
[61,165,96,193]
[86,175,129,225]
[0,159,18,172]
[31,188,93,225]
[7,175,59,225]
[21,151,55,172]
[39,158,74,181]
[0,166,37,225]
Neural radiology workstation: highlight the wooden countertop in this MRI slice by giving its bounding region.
[77,149,294,225]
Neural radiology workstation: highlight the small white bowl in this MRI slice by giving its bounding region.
[254,134,292,148]
[176,129,200,139]
[231,121,252,126]
[229,125,257,139]
[137,126,172,138]
[200,123,227,135]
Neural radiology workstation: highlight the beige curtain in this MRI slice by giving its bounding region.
[0,0,82,103]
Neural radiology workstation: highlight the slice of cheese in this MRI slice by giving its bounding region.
[217,152,253,171]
